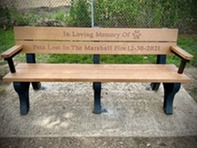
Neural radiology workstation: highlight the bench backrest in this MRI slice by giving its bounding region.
[14,26,178,55]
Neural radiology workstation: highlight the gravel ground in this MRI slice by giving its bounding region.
[1,82,197,137]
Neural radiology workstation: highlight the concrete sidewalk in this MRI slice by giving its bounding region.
[0,82,197,137]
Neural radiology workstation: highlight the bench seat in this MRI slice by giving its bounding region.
[3,63,190,83]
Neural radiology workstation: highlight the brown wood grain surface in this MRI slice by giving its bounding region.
[14,26,178,41]
[171,46,193,60]
[3,63,190,83]
[15,41,176,55]
[1,45,23,58]
[1,27,192,84]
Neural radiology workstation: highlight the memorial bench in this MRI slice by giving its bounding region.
[1,26,193,116]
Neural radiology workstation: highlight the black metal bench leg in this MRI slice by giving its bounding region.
[150,83,161,91]
[163,83,181,115]
[26,54,42,91]
[150,55,166,91]
[93,82,102,114]
[32,82,42,90]
[13,82,30,115]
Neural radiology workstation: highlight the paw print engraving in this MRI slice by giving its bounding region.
[132,30,141,39]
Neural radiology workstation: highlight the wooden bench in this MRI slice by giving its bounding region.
[1,26,193,116]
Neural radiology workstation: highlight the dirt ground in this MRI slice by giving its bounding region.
[0,59,197,147]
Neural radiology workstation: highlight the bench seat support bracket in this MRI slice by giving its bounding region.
[26,53,41,90]
[93,82,102,114]
[151,55,166,91]
[13,82,30,115]
[93,54,103,114]
[163,83,181,115]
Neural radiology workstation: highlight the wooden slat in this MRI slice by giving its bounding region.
[16,41,176,55]
[14,26,178,41]
[3,63,190,83]
[1,45,23,59]
[171,46,193,60]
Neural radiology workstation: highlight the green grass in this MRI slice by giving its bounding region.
[49,54,157,64]
[0,28,14,54]
[0,28,196,67]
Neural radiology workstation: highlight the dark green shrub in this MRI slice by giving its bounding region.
[0,5,11,28]
[94,0,195,30]
[67,0,91,27]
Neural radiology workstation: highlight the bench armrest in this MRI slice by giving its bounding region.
[170,46,193,61]
[1,45,23,73]
[1,45,22,59]
[170,46,193,74]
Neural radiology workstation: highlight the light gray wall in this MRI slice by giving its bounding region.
[0,0,70,9]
